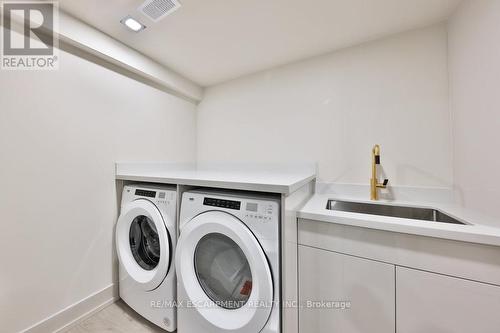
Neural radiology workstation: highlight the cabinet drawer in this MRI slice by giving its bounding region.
[397,267,500,333]
[299,245,395,333]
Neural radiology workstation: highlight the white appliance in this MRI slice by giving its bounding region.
[176,189,280,333]
[116,184,177,331]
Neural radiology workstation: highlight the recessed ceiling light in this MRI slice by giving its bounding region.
[120,16,146,32]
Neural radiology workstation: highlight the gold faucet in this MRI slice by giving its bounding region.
[370,144,389,200]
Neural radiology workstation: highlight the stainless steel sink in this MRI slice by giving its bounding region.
[326,200,468,225]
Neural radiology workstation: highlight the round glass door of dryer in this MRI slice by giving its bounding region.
[194,233,253,310]
[176,211,273,333]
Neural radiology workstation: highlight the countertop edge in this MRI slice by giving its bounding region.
[116,173,316,195]
[297,210,500,248]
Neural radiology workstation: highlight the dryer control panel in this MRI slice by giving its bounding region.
[201,196,277,222]
[203,197,241,210]
[244,201,276,222]
[180,190,280,241]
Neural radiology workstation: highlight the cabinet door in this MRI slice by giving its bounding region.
[299,245,395,333]
[397,267,500,333]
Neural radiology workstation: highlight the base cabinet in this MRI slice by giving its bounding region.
[298,245,395,333]
[396,267,500,333]
[298,219,500,332]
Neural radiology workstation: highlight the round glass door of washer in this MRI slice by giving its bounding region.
[116,199,171,291]
[129,215,161,271]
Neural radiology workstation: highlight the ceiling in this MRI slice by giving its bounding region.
[59,0,462,86]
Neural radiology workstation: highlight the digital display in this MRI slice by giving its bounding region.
[135,189,156,198]
[204,197,241,210]
[246,203,258,212]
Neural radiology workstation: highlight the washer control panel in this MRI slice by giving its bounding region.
[123,185,176,206]
[155,190,174,205]
[134,189,156,198]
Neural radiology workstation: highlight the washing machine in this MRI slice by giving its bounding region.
[176,189,280,333]
[116,184,177,331]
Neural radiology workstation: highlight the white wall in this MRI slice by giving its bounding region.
[197,25,452,188]
[0,48,197,331]
[57,11,203,102]
[448,0,500,219]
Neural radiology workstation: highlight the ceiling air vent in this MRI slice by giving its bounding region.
[138,0,181,22]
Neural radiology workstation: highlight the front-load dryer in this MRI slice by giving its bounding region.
[176,189,280,333]
[116,184,177,331]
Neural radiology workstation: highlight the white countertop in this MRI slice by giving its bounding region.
[117,163,500,246]
[299,193,500,247]
[115,163,316,195]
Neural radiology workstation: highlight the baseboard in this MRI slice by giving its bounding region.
[21,284,119,333]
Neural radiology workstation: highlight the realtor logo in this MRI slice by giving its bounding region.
[1,1,59,70]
